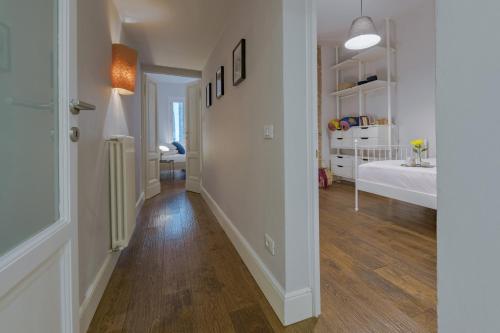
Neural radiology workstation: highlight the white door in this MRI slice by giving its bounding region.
[185,81,202,193]
[0,0,79,332]
[145,78,161,199]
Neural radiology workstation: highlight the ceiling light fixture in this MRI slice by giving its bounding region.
[344,0,381,50]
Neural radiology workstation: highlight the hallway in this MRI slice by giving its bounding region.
[88,172,314,332]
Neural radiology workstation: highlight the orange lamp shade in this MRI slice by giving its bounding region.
[111,44,138,95]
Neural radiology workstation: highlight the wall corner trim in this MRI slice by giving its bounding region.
[136,191,145,217]
[79,252,120,333]
[200,186,313,325]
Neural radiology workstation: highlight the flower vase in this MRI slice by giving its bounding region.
[416,150,422,166]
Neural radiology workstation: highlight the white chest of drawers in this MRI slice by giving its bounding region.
[330,125,398,180]
[331,125,397,149]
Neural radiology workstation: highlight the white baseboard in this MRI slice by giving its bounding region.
[283,287,313,325]
[200,186,313,325]
[136,191,145,216]
[79,252,120,333]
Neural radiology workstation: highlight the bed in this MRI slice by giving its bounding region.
[159,144,186,170]
[160,153,186,170]
[354,145,437,211]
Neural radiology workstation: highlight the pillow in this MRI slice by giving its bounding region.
[172,141,186,155]
[165,143,177,150]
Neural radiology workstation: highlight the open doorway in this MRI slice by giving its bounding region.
[314,0,437,331]
[142,69,201,198]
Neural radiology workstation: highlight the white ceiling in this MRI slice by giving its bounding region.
[113,0,428,70]
[114,0,235,70]
[317,0,428,43]
[146,73,199,85]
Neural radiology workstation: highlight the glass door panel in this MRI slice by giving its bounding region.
[0,0,59,255]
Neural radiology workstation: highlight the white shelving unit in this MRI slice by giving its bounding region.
[329,18,397,181]
[329,80,393,98]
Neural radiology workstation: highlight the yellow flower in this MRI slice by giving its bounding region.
[411,139,424,148]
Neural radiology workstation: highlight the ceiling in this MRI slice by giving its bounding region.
[114,0,235,70]
[146,73,199,85]
[113,0,428,70]
[317,0,428,43]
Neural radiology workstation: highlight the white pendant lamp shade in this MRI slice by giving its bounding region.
[345,11,381,50]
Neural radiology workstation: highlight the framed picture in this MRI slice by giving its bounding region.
[232,39,246,86]
[206,83,212,108]
[216,66,224,98]
[0,23,10,72]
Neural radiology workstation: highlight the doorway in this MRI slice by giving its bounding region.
[313,0,438,331]
[141,67,202,199]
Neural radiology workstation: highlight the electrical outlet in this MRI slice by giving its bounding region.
[264,125,274,139]
[265,233,276,256]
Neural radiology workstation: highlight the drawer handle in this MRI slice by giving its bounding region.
[360,126,369,129]
[363,158,369,161]
[336,156,343,159]
[337,138,343,140]
[337,165,343,168]
[361,137,369,140]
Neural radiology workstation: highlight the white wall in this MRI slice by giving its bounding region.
[319,1,436,160]
[436,0,500,332]
[395,1,436,156]
[201,0,315,325]
[77,0,142,329]
[202,0,286,285]
[156,82,187,144]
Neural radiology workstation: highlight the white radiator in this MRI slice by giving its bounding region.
[108,136,136,251]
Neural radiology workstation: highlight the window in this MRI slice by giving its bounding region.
[172,101,185,145]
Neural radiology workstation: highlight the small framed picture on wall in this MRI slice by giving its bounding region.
[233,39,246,86]
[216,66,224,98]
[206,82,212,108]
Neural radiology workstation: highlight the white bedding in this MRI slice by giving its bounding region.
[161,153,185,163]
[358,158,437,196]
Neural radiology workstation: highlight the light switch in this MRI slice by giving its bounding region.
[264,125,274,139]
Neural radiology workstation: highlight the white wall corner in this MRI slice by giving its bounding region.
[284,288,313,325]
[136,191,145,217]
[282,0,320,321]
[201,186,313,325]
[79,252,120,333]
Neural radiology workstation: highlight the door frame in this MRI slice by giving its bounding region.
[305,0,321,317]
[140,65,201,198]
[0,0,79,331]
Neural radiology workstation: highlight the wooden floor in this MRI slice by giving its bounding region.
[89,175,436,332]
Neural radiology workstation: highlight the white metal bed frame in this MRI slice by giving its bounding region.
[354,141,437,211]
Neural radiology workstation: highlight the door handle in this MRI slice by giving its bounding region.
[70,99,96,115]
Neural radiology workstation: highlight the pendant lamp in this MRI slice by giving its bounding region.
[345,0,381,50]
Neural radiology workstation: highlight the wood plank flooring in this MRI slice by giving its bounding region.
[88,174,436,332]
